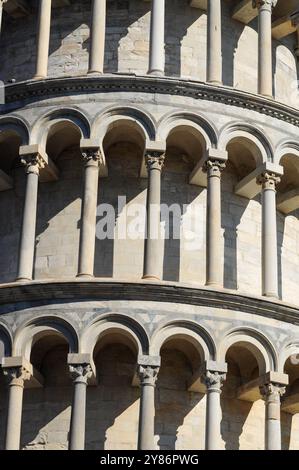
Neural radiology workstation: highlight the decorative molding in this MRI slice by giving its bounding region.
[1,280,299,325]
[1,75,299,128]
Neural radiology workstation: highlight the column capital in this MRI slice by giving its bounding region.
[20,144,48,175]
[202,369,226,392]
[252,0,277,11]
[3,366,31,386]
[138,364,160,386]
[145,150,166,171]
[259,382,286,401]
[81,147,104,167]
[69,363,93,385]
[203,159,226,178]
[256,171,281,190]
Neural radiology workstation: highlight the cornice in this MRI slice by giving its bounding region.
[1,74,299,128]
[0,279,299,326]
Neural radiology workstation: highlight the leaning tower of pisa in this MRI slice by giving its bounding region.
[0,0,299,452]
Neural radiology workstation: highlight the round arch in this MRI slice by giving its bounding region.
[157,111,218,150]
[0,116,30,145]
[81,313,149,358]
[218,327,278,374]
[218,122,273,164]
[91,106,157,144]
[150,319,216,364]
[13,316,79,361]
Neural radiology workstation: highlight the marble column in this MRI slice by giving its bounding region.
[253,0,277,97]
[142,151,165,280]
[260,382,285,450]
[0,0,7,34]
[3,367,30,450]
[257,172,280,298]
[88,0,106,74]
[202,369,226,450]
[204,157,226,287]
[17,152,45,281]
[77,147,102,278]
[207,0,222,84]
[137,363,159,450]
[148,0,165,76]
[34,0,52,79]
[69,364,92,450]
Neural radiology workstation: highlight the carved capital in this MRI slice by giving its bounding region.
[21,153,45,175]
[202,370,226,392]
[138,364,160,386]
[3,366,31,386]
[145,151,165,171]
[69,363,92,384]
[256,171,280,190]
[81,148,103,167]
[252,0,277,11]
[203,159,226,178]
[260,382,286,403]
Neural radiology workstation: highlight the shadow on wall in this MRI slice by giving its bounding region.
[221,14,245,88]
[85,344,139,450]
[94,142,147,278]
[155,349,204,450]
[281,411,293,450]
[161,148,203,283]
[20,344,72,450]
[34,148,83,279]
[165,0,202,78]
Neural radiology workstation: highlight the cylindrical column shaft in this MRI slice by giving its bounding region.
[17,156,42,281]
[88,0,106,74]
[137,365,159,450]
[207,0,222,84]
[34,0,52,79]
[260,382,285,450]
[77,149,101,278]
[4,367,29,450]
[148,0,165,76]
[203,370,226,450]
[69,364,92,450]
[143,152,165,280]
[254,0,277,97]
[205,159,226,287]
[258,172,280,298]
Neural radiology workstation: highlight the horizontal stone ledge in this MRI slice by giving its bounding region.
[0,279,299,326]
[2,74,299,128]
[237,371,289,403]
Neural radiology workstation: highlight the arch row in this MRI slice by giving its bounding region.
[0,107,297,165]
[0,312,297,375]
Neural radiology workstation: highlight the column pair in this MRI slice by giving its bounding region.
[253,0,277,97]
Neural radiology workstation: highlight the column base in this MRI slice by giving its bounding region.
[33,75,47,81]
[87,70,104,76]
[207,79,223,86]
[262,292,279,300]
[147,70,164,77]
[205,281,222,289]
[76,273,94,279]
[142,275,161,281]
[16,277,32,282]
